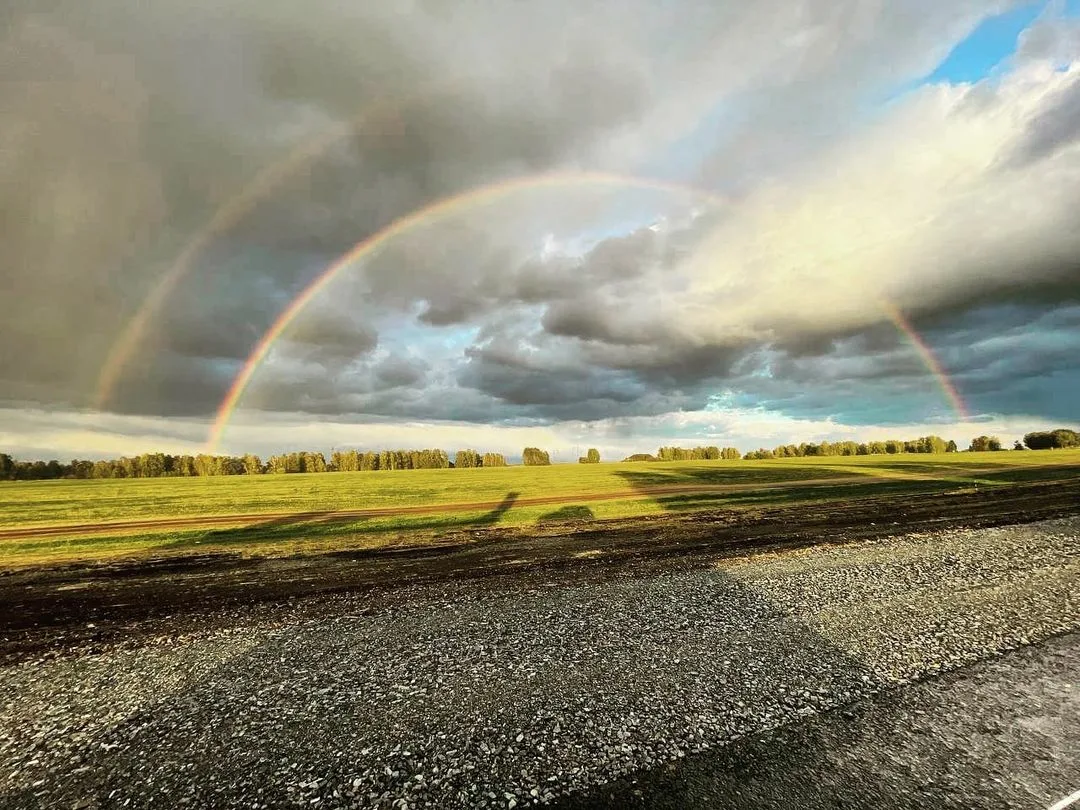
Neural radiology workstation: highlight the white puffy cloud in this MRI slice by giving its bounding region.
[678,61,1080,342]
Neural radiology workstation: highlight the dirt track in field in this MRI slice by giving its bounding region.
[0,474,885,540]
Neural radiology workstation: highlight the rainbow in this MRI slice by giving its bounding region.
[204,171,728,451]
[93,89,441,411]
[880,300,970,421]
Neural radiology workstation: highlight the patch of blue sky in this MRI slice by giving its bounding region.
[920,3,1046,90]
[379,317,478,356]
[928,2,1045,83]
[881,2,1050,106]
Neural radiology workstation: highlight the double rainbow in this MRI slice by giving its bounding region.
[201,174,969,452]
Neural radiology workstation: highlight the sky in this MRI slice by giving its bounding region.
[2,0,1080,461]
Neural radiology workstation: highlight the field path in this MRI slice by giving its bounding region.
[0,473,897,540]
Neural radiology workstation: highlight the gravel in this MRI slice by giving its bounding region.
[1,516,1078,808]
[558,629,1080,808]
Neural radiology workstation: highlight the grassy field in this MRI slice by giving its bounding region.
[2,450,1078,567]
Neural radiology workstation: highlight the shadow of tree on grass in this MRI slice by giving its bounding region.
[162,491,521,550]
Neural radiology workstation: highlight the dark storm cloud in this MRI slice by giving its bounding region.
[375,355,429,389]
[0,0,660,419]
[719,301,1080,424]
[286,315,379,362]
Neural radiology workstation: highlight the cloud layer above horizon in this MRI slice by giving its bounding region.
[2,0,1079,458]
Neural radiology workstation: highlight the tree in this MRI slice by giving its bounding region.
[622,453,658,462]
[945,440,958,453]
[968,435,1002,452]
[242,454,263,474]
[455,449,482,468]
[1024,429,1080,450]
[720,447,741,460]
[522,447,551,466]
[744,448,775,460]
[301,452,327,473]
[70,460,94,479]
[1014,441,1025,451]
[481,452,507,467]
[332,450,360,472]
[581,448,600,463]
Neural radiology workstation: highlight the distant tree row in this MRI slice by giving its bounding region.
[0,452,266,480]
[656,446,741,461]
[4,428,1076,481]
[0,446,533,480]
[331,449,451,471]
[454,450,509,468]
[451,450,509,468]
[742,436,958,460]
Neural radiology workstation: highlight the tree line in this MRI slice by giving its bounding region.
[657,446,742,461]
[2,427,1076,480]
[742,435,957,460]
[0,447,528,480]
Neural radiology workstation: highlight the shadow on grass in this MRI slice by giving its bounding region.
[611,464,867,489]
[163,491,521,549]
[976,464,1080,484]
[537,505,596,525]
[649,479,968,513]
[831,460,1017,475]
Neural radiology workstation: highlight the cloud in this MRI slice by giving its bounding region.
[1004,71,1080,166]
[2,0,1080,452]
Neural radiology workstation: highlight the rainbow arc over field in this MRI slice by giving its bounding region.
[202,171,970,453]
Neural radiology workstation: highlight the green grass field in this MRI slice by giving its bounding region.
[2,450,1078,567]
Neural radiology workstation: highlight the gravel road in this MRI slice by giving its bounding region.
[1,517,1078,808]
[559,630,1080,809]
